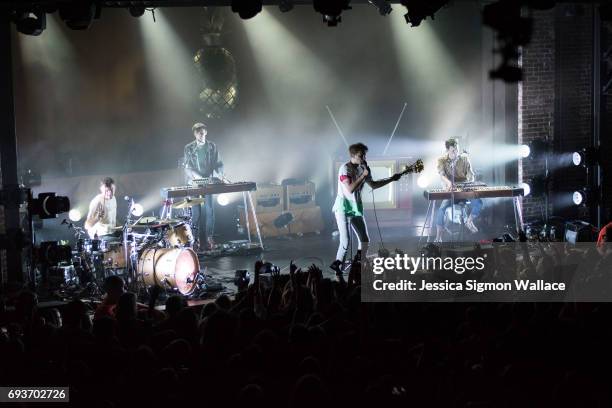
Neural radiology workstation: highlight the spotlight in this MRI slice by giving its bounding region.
[59,2,101,30]
[313,0,351,27]
[519,182,531,197]
[128,6,146,18]
[400,0,447,27]
[368,0,392,16]
[30,193,70,219]
[524,176,548,197]
[217,194,230,206]
[417,175,430,189]
[131,203,144,217]
[279,0,294,13]
[13,9,46,36]
[519,144,530,158]
[231,0,262,19]
[68,209,82,222]
[572,188,598,207]
[572,190,586,206]
[572,147,598,167]
[525,139,550,159]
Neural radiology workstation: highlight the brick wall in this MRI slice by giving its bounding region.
[518,8,555,222]
[519,4,595,223]
[602,21,612,222]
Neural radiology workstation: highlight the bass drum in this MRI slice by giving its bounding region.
[137,247,199,295]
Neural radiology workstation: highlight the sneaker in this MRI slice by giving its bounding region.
[330,260,343,276]
[465,219,479,233]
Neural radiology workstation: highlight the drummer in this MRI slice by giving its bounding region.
[85,177,117,239]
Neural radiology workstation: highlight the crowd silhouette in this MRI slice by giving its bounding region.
[1,245,611,407]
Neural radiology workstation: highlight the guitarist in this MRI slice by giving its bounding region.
[85,177,117,239]
[183,122,223,251]
[330,143,404,276]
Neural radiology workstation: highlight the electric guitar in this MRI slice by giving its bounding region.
[398,159,425,176]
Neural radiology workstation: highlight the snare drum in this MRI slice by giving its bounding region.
[137,247,199,295]
[165,223,194,247]
[78,238,108,253]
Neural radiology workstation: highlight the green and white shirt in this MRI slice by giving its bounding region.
[332,162,367,216]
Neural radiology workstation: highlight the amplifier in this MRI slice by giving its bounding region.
[253,184,284,213]
[239,206,324,238]
[285,181,316,210]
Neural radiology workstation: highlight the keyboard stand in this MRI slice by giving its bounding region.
[243,191,265,251]
[419,199,437,243]
[513,196,525,234]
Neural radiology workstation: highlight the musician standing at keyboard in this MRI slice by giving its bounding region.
[434,138,482,242]
[85,177,117,239]
[183,122,223,250]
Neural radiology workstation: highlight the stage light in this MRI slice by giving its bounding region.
[573,190,585,206]
[231,0,263,19]
[400,0,448,27]
[59,2,101,30]
[30,193,70,219]
[313,0,351,27]
[368,0,392,16]
[14,9,46,36]
[572,188,598,207]
[519,144,530,158]
[68,209,82,222]
[279,0,294,13]
[524,176,547,197]
[129,6,146,18]
[572,147,598,167]
[526,139,550,159]
[417,175,430,189]
[131,203,144,217]
[217,194,230,206]
[519,182,531,197]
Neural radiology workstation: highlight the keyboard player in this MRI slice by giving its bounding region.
[183,122,223,250]
[434,138,483,242]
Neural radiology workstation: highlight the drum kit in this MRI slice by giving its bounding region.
[70,198,206,296]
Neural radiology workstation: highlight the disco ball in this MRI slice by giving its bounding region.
[194,45,239,119]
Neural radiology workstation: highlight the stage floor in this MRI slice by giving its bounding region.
[200,223,508,298]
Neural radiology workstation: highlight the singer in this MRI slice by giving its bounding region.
[85,177,117,239]
[434,138,483,242]
[330,143,402,276]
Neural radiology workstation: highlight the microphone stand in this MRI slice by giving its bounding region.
[124,199,135,290]
[451,158,456,243]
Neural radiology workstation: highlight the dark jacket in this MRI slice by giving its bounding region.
[183,140,223,182]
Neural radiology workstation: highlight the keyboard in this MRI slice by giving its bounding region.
[424,186,525,201]
[161,182,257,199]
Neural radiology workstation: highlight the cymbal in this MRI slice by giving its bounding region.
[172,198,205,209]
[136,216,159,225]
[149,219,183,228]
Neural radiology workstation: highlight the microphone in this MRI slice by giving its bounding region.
[124,195,131,201]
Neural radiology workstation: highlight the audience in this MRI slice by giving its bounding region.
[1,246,611,407]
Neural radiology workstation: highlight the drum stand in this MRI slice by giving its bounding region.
[123,200,140,292]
